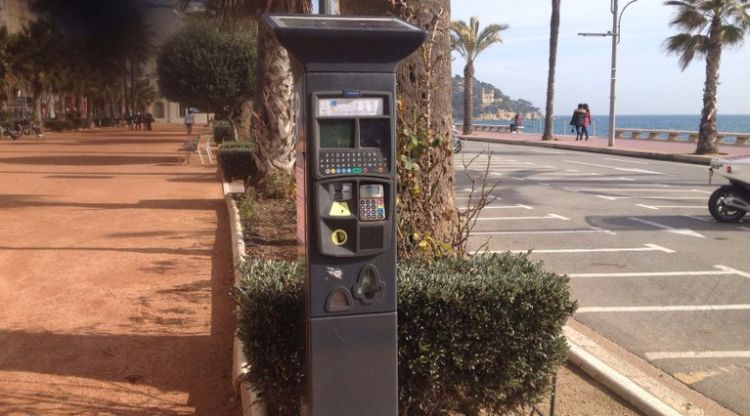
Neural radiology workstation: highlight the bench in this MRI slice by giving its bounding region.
[178,135,215,164]
[615,128,748,146]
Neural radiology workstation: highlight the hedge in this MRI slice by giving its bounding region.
[213,120,232,144]
[234,253,576,416]
[218,141,256,181]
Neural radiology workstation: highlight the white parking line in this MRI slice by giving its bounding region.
[563,160,664,175]
[455,196,501,201]
[645,351,750,360]
[603,157,651,165]
[472,227,616,236]
[569,265,743,278]
[476,204,534,210]
[477,214,570,221]
[637,204,707,210]
[587,188,707,193]
[628,217,705,238]
[520,177,636,182]
[481,243,675,255]
[578,305,750,313]
[598,196,706,201]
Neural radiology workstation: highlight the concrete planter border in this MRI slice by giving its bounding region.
[223,180,267,416]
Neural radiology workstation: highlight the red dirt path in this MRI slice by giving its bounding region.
[0,126,239,415]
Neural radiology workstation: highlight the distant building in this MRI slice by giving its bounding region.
[480,87,503,105]
[0,0,35,34]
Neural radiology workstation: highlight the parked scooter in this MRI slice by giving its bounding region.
[708,156,750,222]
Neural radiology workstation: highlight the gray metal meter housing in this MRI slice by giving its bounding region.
[264,14,425,416]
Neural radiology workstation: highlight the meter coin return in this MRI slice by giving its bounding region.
[264,14,425,416]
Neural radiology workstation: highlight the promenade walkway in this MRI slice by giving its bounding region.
[462,130,750,163]
[0,127,239,415]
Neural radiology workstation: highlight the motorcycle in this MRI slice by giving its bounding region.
[708,156,750,222]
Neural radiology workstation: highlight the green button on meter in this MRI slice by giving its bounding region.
[352,167,363,174]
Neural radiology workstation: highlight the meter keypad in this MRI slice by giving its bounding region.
[320,150,388,176]
[359,198,385,221]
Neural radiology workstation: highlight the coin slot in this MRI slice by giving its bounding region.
[331,229,348,246]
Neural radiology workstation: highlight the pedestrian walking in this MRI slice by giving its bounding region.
[570,104,584,140]
[126,113,133,131]
[184,111,195,135]
[581,103,591,141]
[145,113,154,131]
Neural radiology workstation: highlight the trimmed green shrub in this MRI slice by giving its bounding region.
[234,253,576,416]
[213,120,232,144]
[234,259,305,416]
[219,141,256,181]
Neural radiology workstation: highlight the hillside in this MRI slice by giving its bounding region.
[452,75,541,120]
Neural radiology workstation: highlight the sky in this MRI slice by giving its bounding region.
[451,0,749,115]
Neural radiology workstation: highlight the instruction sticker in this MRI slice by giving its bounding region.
[329,202,352,217]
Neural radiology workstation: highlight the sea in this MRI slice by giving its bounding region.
[468,114,750,137]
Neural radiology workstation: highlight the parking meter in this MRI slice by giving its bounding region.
[264,15,425,416]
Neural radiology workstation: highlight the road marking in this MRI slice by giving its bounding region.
[587,188,707,193]
[466,204,533,210]
[568,265,743,278]
[565,185,674,192]
[520,177,635,182]
[577,304,750,313]
[714,265,750,279]
[455,196,501,201]
[477,214,570,221]
[480,243,675,255]
[645,351,750,360]
[472,227,616,236]
[603,157,650,165]
[569,265,741,278]
[681,215,711,222]
[637,204,707,210]
[599,196,706,201]
[628,217,705,238]
[563,160,664,175]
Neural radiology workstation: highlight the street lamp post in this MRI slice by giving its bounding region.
[578,0,640,148]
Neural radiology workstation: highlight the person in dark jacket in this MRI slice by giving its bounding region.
[570,104,584,140]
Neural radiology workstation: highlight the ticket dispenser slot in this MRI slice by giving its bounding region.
[265,13,425,416]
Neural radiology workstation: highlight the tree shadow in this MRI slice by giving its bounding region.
[0,195,217,211]
[0,207,239,415]
[0,155,175,166]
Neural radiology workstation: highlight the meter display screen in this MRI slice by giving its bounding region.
[360,119,389,150]
[318,98,384,117]
[319,119,354,148]
[360,184,384,198]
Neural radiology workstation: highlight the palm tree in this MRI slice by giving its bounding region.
[663,0,750,154]
[451,17,508,135]
[543,0,561,141]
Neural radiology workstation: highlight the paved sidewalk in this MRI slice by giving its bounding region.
[0,127,239,415]
[462,131,750,164]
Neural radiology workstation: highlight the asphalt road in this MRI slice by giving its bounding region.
[455,140,750,415]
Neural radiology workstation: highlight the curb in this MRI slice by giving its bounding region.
[463,135,716,165]
[223,180,268,416]
[565,326,707,416]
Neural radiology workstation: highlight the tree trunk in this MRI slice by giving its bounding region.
[250,0,311,187]
[340,0,459,258]
[696,15,722,155]
[462,62,473,135]
[543,0,561,141]
[252,23,296,184]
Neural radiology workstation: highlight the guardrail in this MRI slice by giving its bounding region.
[614,128,749,146]
[456,123,749,146]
